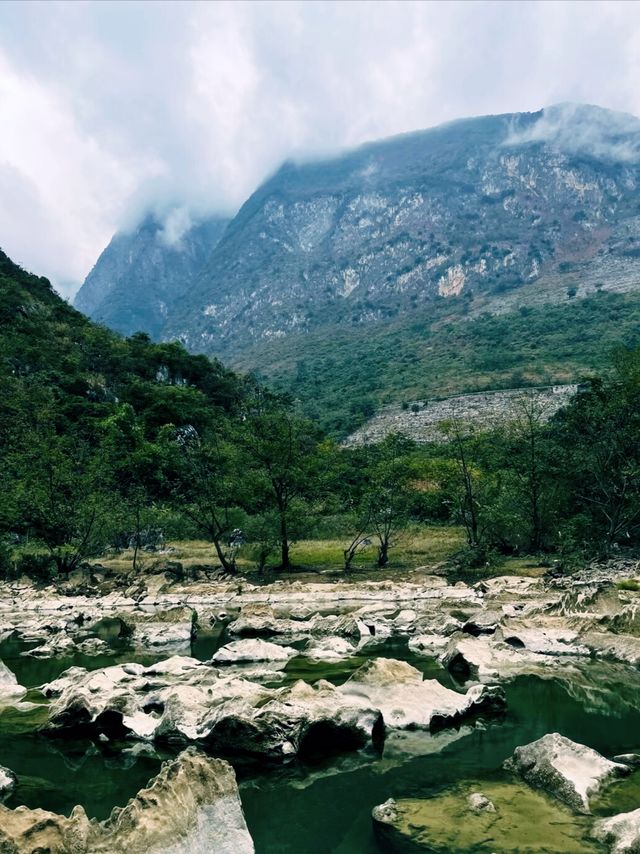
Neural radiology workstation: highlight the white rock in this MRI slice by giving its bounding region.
[593,808,640,853]
[211,639,297,664]
[504,733,628,813]
[337,657,505,729]
[304,637,357,661]
[0,765,16,802]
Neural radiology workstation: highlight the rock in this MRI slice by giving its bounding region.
[0,803,92,852]
[0,748,254,853]
[337,657,505,730]
[615,754,640,768]
[408,633,453,656]
[592,809,640,854]
[504,733,629,813]
[129,606,197,650]
[372,780,599,853]
[211,639,297,664]
[463,610,502,636]
[582,631,640,667]
[467,792,495,813]
[304,637,357,661]
[0,661,26,703]
[42,657,383,761]
[0,764,16,802]
[227,605,362,640]
[441,633,557,681]
[501,624,589,657]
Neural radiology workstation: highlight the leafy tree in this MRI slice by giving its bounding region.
[8,412,116,576]
[360,435,414,568]
[98,405,164,571]
[549,349,640,553]
[243,403,321,570]
[443,417,485,548]
[162,420,243,574]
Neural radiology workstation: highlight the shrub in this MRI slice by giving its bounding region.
[0,541,16,580]
[15,552,56,582]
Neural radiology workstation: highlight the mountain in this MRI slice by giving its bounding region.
[163,104,640,354]
[74,212,229,338]
[80,104,640,433]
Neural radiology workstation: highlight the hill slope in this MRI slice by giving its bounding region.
[78,104,640,433]
[163,103,640,357]
[0,248,245,439]
[75,213,229,338]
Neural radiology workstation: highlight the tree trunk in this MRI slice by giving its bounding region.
[132,504,141,573]
[212,535,236,575]
[377,538,389,568]
[280,512,290,570]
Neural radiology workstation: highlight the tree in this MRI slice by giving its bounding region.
[243,404,320,570]
[162,420,243,574]
[98,405,164,572]
[9,413,116,576]
[443,416,484,548]
[484,392,554,552]
[549,349,640,553]
[360,435,414,568]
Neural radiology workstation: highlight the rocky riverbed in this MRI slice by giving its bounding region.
[0,559,639,851]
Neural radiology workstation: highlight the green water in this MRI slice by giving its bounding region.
[1,635,640,852]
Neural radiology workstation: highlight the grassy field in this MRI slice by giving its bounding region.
[93,525,550,583]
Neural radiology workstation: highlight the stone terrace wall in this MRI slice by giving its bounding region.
[344,385,579,446]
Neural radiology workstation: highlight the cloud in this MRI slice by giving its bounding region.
[1,0,640,297]
[506,103,640,162]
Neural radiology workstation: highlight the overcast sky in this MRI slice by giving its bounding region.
[1,0,640,298]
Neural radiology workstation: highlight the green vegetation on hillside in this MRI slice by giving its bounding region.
[237,291,640,436]
[1,249,640,583]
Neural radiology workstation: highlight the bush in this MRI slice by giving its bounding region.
[0,541,16,580]
[15,552,56,582]
[451,544,502,571]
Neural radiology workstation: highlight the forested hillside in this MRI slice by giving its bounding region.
[242,289,640,436]
[2,248,639,581]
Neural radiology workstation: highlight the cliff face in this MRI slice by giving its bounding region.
[75,214,229,338]
[159,104,640,358]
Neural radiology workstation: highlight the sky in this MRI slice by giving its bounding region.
[1,0,640,299]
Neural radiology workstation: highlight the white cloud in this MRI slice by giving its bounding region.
[1,0,640,298]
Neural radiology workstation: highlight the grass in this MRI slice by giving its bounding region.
[92,526,467,582]
[616,579,640,592]
[90,527,553,585]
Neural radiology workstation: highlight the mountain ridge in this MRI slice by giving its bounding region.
[75,212,229,338]
[75,103,640,433]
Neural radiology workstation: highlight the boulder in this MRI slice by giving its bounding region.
[467,792,495,813]
[0,748,254,853]
[210,639,297,664]
[372,780,599,853]
[337,657,505,730]
[227,605,362,639]
[408,633,452,657]
[592,809,640,854]
[504,733,629,813]
[304,637,357,661]
[441,634,557,681]
[501,625,589,657]
[0,661,26,703]
[0,764,16,802]
[128,606,197,650]
[42,657,383,762]
[462,610,502,636]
